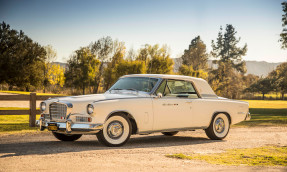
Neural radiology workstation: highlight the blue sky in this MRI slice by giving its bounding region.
[1,0,286,62]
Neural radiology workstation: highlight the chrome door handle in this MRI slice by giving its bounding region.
[162,103,178,106]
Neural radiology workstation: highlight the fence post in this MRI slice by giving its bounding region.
[29,92,36,127]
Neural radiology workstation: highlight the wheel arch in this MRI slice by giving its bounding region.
[105,110,138,134]
[209,111,232,126]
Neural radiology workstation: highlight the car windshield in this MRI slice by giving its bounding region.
[109,77,159,93]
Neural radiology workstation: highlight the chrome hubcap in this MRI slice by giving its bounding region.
[107,121,124,139]
[214,118,225,133]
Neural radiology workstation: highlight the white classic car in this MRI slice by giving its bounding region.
[36,74,250,146]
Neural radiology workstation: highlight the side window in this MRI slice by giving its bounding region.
[155,79,171,96]
[165,80,198,98]
[156,80,166,95]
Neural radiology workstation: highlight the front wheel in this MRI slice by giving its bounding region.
[96,114,132,147]
[205,113,230,140]
[52,132,82,141]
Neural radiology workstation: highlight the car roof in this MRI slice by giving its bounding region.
[121,74,205,82]
[121,74,217,97]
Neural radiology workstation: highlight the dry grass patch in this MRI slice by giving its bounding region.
[166,146,287,166]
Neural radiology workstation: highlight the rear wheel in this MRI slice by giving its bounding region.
[205,113,230,140]
[96,114,132,147]
[161,131,179,136]
[52,132,82,141]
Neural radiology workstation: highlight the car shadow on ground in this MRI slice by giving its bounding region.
[0,134,223,158]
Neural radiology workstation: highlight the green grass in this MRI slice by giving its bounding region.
[244,100,287,109]
[0,107,39,110]
[235,100,287,127]
[166,146,287,166]
[0,114,41,134]
[0,90,64,96]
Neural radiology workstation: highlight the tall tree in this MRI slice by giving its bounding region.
[0,22,46,91]
[90,36,113,93]
[211,25,247,73]
[268,62,287,99]
[43,45,57,93]
[181,36,208,71]
[209,25,247,98]
[103,41,126,90]
[65,47,100,95]
[280,2,287,49]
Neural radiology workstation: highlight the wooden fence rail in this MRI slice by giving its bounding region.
[0,93,63,127]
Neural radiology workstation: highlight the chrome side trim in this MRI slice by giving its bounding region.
[138,126,206,134]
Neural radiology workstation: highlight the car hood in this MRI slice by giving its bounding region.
[47,92,149,104]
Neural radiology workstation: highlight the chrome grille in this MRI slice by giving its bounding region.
[76,116,90,122]
[49,103,67,120]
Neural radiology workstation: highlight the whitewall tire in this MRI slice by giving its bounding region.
[96,114,132,147]
[205,113,230,140]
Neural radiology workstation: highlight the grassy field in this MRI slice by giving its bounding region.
[0,114,41,134]
[166,146,287,166]
[235,100,287,127]
[0,107,41,134]
[0,100,286,134]
[0,90,64,96]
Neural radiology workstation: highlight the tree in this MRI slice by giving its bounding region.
[269,62,287,99]
[244,77,274,100]
[103,41,126,90]
[43,45,57,92]
[65,47,100,95]
[0,22,46,91]
[181,36,208,71]
[137,44,173,74]
[211,25,247,73]
[209,25,247,98]
[178,64,208,80]
[137,44,150,65]
[126,47,137,61]
[114,60,146,81]
[280,2,287,49]
[90,36,114,93]
[47,64,65,93]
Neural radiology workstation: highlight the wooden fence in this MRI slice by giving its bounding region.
[0,93,62,127]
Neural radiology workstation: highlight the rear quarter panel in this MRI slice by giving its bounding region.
[192,99,249,127]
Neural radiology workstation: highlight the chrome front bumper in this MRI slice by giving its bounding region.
[245,112,251,121]
[36,118,103,134]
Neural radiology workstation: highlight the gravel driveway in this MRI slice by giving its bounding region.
[0,127,286,172]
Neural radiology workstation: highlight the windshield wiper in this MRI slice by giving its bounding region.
[109,88,123,93]
[126,88,138,92]
[109,88,138,93]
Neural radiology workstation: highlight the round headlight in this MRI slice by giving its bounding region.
[87,104,94,114]
[40,102,46,111]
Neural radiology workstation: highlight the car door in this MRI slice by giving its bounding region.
[152,79,199,131]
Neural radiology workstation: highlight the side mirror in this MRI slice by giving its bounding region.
[156,92,163,98]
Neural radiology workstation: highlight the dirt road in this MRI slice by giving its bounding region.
[0,127,286,172]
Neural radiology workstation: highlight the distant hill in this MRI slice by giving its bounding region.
[52,62,67,68]
[172,58,283,77]
[53,60,283,77]
[244,61,281,77]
